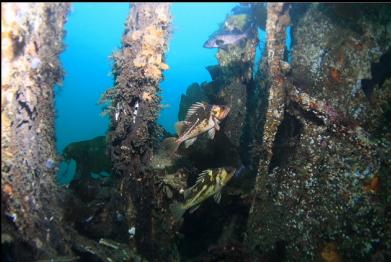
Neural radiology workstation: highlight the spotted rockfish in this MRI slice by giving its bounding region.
[162,102,230,154]
[169,167,236,220]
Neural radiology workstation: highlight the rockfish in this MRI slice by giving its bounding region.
[162,102,230,154]
[203,31,249,49]
[169,167,236,220]
[203,24,254,49]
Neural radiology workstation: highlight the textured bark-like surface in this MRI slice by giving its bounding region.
[245,52,270,171]
[102,3,177,261]
[1,3,71,259]
[247,3,391,261]
[258,3,290,175]
[215,13,259,150]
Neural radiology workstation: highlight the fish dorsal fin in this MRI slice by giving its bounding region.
[184,137,197,148]
[214,190,222,204]
[185,102,206,121]
[189,204,201,214]
[175,121,187,136]
[196,170,209,185]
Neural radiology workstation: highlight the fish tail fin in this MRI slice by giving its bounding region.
[169,201,185,221]
[161,137,180,156]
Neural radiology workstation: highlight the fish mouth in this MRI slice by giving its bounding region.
[203,41,213,48]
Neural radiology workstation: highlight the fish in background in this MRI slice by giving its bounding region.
[161,102,230,155]
[169,167,236,220]
[203,28,249,48]
[203,26,254,49]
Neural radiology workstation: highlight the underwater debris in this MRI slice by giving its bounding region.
[169,167,236,221]
[162,102,230,155]
[62,136,112,181]
[286,84,375,151]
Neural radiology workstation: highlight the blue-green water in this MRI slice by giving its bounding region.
[55,3,238,154]
[54,3,277,184]
[55,3,129,153]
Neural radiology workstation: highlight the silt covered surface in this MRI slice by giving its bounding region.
[246,3,391,261]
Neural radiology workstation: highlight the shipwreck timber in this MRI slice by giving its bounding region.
[101,3,177,261]
[1,2,71,259]
[247,3,391,261]
[1,2,390,262]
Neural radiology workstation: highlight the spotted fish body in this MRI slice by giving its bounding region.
[203,24,255,49]
[175,102,230,149]
[169,167,236,220]
[203,31,249,49]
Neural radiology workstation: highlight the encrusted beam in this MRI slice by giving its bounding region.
[1,2,71,258]
[258,3,291,174]
[103,3,174,260]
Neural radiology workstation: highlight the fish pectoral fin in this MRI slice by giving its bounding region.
[208,128,216,139]
[195,169,210,186]
[213,118,220,131]
[214,191,222,204]
[184,137,197,148]
[175,121,187,136]
[189,204,201,214]
[220,45,229,51]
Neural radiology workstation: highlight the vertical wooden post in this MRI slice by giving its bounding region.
[1,2,71,258]
[104,3,175,260]
[258,3,290,174]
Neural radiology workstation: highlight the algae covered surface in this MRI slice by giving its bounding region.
[1,3,391,262]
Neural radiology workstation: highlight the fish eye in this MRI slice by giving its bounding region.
[216,39,224,45]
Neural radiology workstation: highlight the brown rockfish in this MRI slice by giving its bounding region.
[162,102,230,154]
[170,167,236,220]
